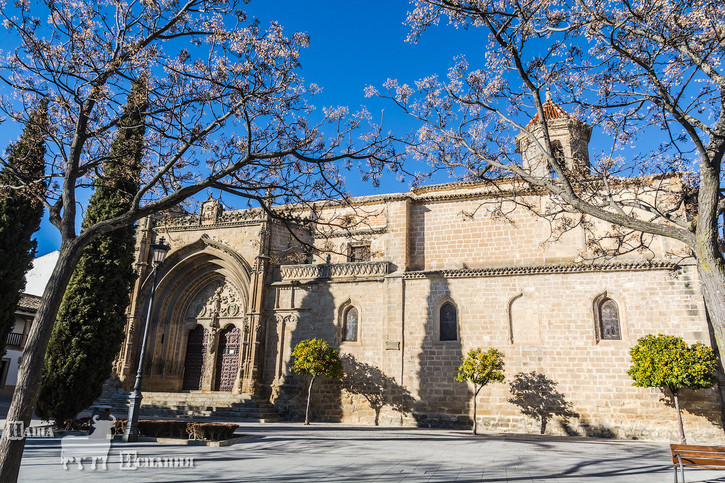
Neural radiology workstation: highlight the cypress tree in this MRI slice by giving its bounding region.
[0,102,48,357]
[37,81,147,425]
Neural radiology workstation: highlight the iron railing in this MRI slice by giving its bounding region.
[6,332,23,347]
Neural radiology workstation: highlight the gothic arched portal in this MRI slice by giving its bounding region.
[124,236,254,393]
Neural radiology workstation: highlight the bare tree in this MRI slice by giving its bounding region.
[373,0,725,375]
[0,1,398,479]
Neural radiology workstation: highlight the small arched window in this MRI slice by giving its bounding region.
[342,306,358,342]
[548,140,565,177]
[440,302,457,341]
[552,141,565,164]
[598,298,621,340]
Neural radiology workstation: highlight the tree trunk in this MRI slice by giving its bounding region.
[541,417,547,435]
[672,389,687,444]
[304,375,315,425]
[0,243,83,482]
[702,291,725,432]
[472,386,480,435]
[697,257,725,436]
[698,261,725,369]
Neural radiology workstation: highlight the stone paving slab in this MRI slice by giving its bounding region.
[11,422,725,482]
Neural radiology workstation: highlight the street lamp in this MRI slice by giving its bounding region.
[122,237,170,442]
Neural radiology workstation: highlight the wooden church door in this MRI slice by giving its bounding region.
[182,325,207,390]
[214,326,241,392]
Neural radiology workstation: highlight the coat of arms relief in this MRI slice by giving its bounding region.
[187,282,243,322]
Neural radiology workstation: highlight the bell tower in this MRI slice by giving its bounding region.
[516,89,592,178]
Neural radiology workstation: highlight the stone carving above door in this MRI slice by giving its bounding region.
[187,281,243,320]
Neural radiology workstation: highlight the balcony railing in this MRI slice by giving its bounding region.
[279,261,390,281]
[6,332,23,347]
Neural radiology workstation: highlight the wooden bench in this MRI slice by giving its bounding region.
[670,444,725,483]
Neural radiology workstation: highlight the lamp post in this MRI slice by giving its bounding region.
[122,237,170,443]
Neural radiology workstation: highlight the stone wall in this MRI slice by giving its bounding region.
[398,265,721,441]
[269,183,722,442]
[272,262,723,442]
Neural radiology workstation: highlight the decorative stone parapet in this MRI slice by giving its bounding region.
[280,263,329,280]
[279,261,390,281]
[330,261,390,277]
[156,208,266,231]
[403,261,677,279]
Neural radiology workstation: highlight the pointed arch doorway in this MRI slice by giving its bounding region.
[181,280,245,392]
[214,325,241,392]
[127,236,256,394]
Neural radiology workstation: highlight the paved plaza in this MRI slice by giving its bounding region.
[9,422,725,482]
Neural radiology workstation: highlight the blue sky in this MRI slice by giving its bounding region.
[251,0,489,195]
[0,1,489,255]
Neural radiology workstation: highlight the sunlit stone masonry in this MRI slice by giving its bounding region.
[114,99,724,443]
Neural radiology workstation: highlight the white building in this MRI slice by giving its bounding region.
[1,250,58,395]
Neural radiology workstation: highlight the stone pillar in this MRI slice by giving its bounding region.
[201,325,219,391]
[383,198,410,425]
[273,315,286,384]
[118,216,154,389]
[240,224,271,394]
[385,198,411,273]
[232,316,249,395]
[268,313,298,402]
[238,315,254,393]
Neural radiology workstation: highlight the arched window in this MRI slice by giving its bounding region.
[598,298,621,340]
[342,306,358,342]
[548,140,565,177]
[440,302,457,341]
[552,141,565,164]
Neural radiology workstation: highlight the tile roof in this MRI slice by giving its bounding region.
[526,90,572,129]
[17,293,41,312]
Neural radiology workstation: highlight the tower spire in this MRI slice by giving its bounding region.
[516,91,592,178]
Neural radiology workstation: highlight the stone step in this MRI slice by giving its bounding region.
[92,389,282,423]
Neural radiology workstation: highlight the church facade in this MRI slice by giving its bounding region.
[115,101,724,442]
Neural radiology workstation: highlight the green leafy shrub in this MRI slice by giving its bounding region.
[291,338,344,424]
[628,334,717,443]
[455,348,505,434]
